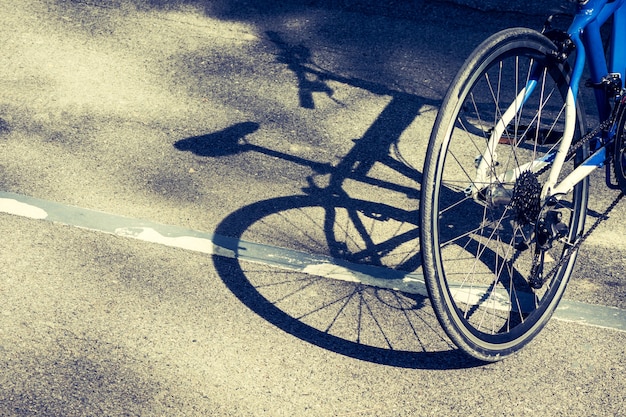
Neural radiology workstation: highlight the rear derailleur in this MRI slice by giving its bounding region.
[514,197,570,289]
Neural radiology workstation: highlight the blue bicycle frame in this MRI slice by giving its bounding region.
[571,0,626,118]
[530,0,625,199]
[468,0,626,200]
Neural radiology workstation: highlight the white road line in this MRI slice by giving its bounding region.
[1,191,624,332]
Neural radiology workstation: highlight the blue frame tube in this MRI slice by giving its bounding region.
[610,3,626,80]
[583,19,611,118]
[569,0,626,120]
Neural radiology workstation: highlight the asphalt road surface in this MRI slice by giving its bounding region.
[1,1,625,416]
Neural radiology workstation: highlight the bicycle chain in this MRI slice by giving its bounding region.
[535,117,612,178]
[527,114,624,287]
[537,191,624,283]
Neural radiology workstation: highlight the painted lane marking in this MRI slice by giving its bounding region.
[115,226,223,256]
[0,191,624,332]
[0,198,48,219]
[0,192,424,294]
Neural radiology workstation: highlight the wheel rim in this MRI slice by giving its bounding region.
[430,43,586,349]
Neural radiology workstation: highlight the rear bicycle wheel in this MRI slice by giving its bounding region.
[420,28,589,361]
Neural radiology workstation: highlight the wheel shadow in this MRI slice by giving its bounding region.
[211,193,482,370]
[174,34,484,369]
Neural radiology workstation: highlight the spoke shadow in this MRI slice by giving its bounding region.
[211,193,482,370]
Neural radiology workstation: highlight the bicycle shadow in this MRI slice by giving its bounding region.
[174,35,484,369]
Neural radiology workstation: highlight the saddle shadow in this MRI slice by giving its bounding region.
[173,122,260,157]
[174,121,333,174]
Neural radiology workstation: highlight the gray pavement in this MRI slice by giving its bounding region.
[1,0,625,416]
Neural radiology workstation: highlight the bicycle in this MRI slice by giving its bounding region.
[420,0,626,361]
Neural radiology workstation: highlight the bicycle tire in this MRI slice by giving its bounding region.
[420,28,589,361]
[614,100,626,193]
